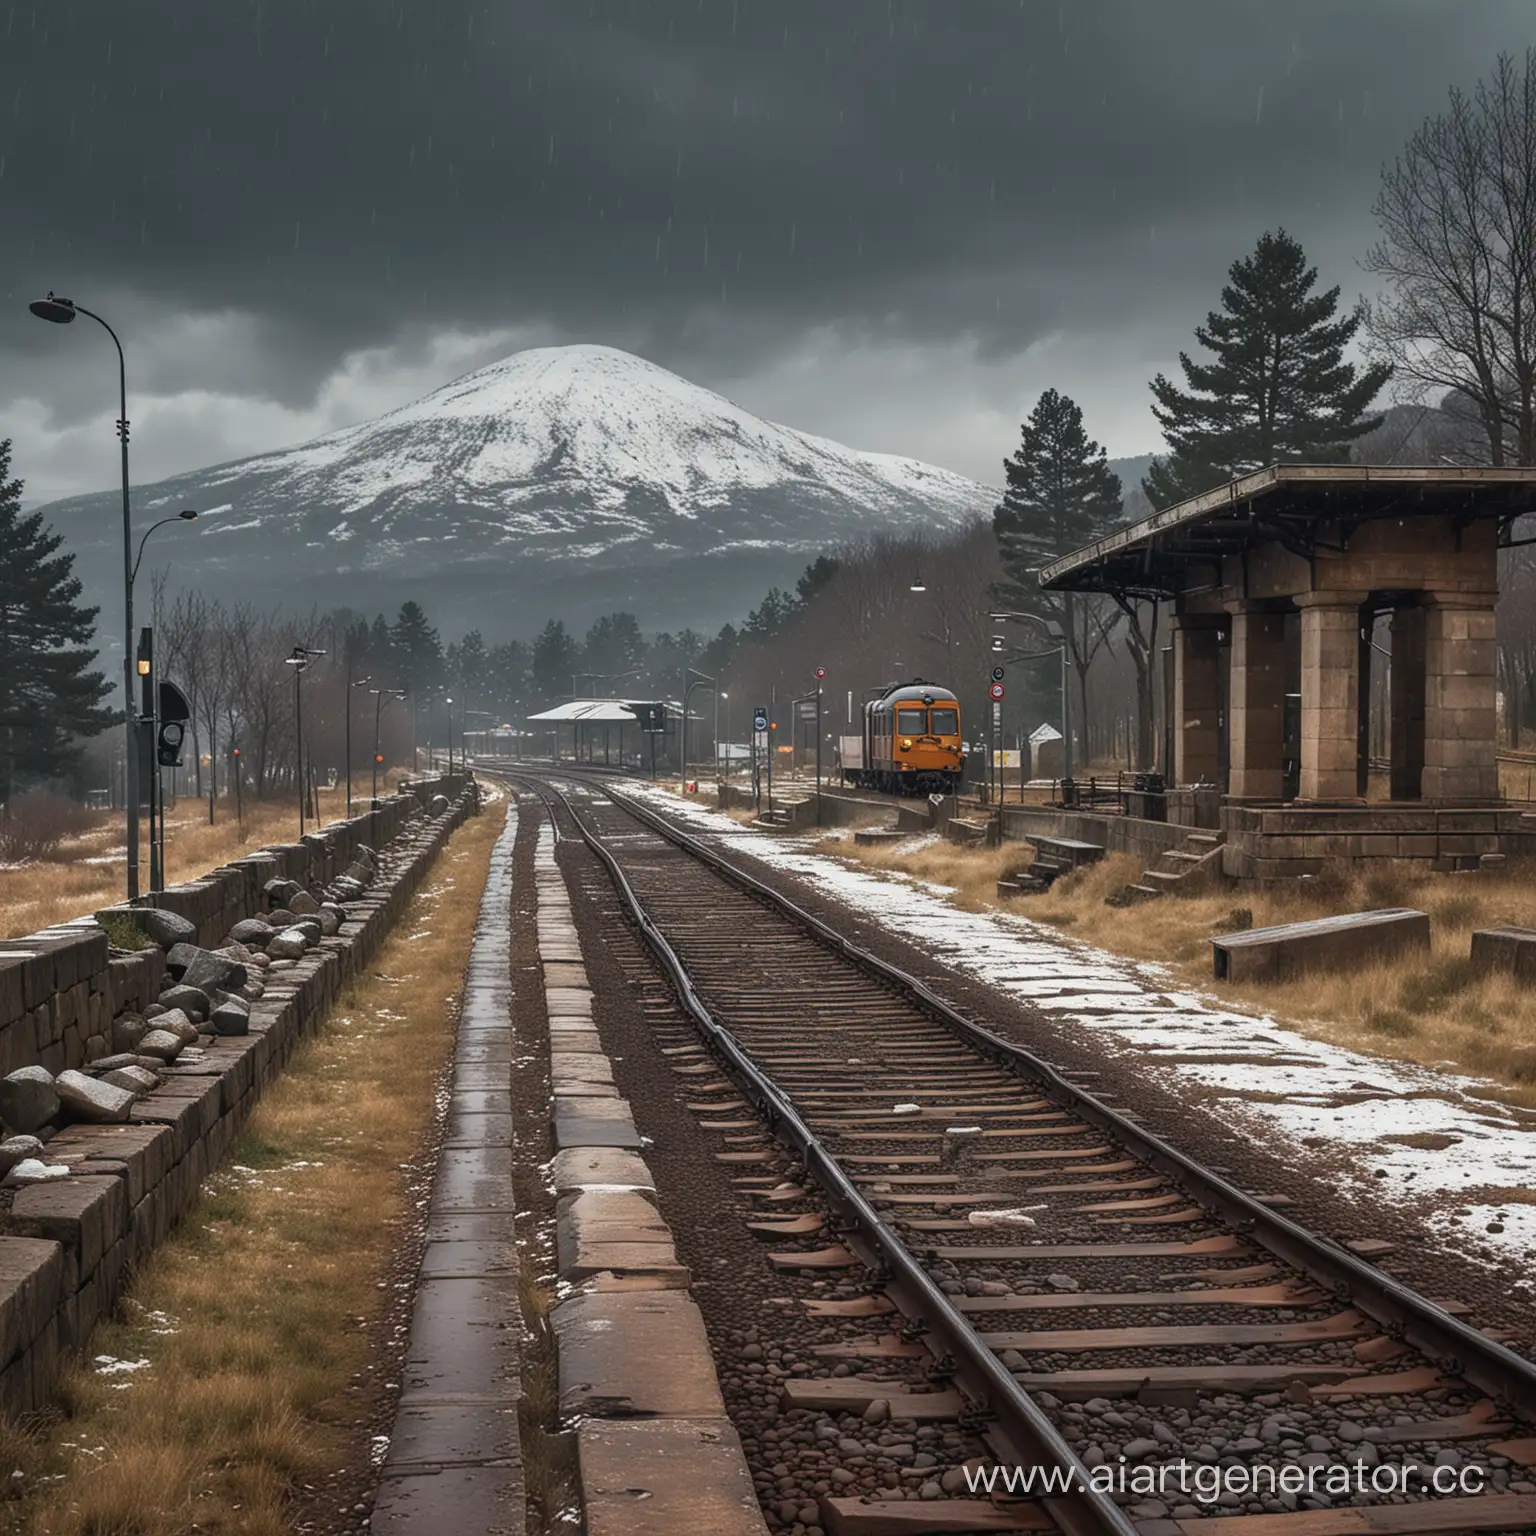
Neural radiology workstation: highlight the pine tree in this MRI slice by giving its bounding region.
[0,439,116,804]
[795,555,840,605]
[1144,229,1392,508]
[367,613,393,677]
[531,619,578,704]
[993,389,1123,606]
[389,601,441,696]
[743,589,796,640]
[992,390,1124,772]
[451,629,488,709]
[581,613,647,682]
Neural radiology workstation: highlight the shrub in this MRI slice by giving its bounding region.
[0,789,97,862]
[98,914,155,952]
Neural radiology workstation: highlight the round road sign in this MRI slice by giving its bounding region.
[989,682,1005,701]
[814,666,826,679]
[990,666,1005,682]
[753,709,769,732]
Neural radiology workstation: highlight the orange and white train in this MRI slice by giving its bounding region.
[838,680,966,796]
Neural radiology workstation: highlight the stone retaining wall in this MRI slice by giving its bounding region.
[0,774,475,1417]
[998,805,1191,864]
[0,776,468,1081]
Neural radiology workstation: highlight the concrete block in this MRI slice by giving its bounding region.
[557,1190,680,1282]
[0,1238,66,1367]
[1471,927,1536,981]
[554,1290,724,1419]
[550,1147,657,1199]
[370,1465,524,1536]
[554,1097,642,1151]
[428,1146,516,1214]
[398,1275,521,1402]
[579,1418,769,1536]
[1212,908,1430,983]
[9,1176,126,1287]
[381,1401,521,1472]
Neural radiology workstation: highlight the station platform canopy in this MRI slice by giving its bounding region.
[526,700,646,723]
[1039,464,1536,598]
[525,698,701,723]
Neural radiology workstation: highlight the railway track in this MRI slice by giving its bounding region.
[510,768,1536,1536]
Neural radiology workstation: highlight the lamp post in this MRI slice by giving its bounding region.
[991,610,1070,795]
[683,669,716,781]
[346,674,372,817]
[717,690,729,777]
[30,292,139,899]
[284,645,326,836]
[370,687,407,802]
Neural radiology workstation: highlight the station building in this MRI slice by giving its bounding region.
[1038,466,1536,880]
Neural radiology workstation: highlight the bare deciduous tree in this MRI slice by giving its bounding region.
[1366,49,1536,465]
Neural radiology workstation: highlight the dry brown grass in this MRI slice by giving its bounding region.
[0,774,415,942]
[832,831,1536,1105]
[829,833,1033,912]
[0,799,502,1535]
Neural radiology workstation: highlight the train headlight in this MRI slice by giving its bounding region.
[901,739,913,751]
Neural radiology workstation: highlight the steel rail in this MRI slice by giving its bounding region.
[538,768,1536,1429]
[518,771,1138,1536]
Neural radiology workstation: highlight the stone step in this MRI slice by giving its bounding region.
[1185,831,1222,847]
[1124,883,1164,902]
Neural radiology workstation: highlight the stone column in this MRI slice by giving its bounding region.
[1422,593,1498,801]
[1172,615,1223,787]
[1227,603,1289,800]
[1389,604,1427,800]
[1296,593,1363,802]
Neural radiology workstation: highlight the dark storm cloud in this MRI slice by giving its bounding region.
[2,0,1533,472]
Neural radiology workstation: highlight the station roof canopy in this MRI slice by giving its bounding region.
[525,698,696,723]
[1038,465,1536,598]
[526,699,644,723]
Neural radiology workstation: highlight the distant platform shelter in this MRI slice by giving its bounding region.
[1040,466,1536,877]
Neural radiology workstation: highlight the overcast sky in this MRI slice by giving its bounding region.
[3,0,1531,503]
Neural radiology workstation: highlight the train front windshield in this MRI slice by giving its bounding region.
[930,707,958,734]
[896,709,927,734]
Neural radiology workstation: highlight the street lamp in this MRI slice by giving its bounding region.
[346,675,372,817]
[130,509,199,587]
[717,690,729,777]
[683,669,715,781]
[284,645,327,835]
[370,687,407,802]
[30,292,142,898]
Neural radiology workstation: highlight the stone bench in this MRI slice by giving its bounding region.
[1470,926,1536,980]
[1211,908,1430,983]
[1027,834,1106,870]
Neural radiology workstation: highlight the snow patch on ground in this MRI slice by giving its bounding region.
[613,780,1536,1279]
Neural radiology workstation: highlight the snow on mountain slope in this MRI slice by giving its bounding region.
[203,344,989,527]
[38,344,998,636]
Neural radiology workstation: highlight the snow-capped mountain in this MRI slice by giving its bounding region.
[36,345,998,637]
